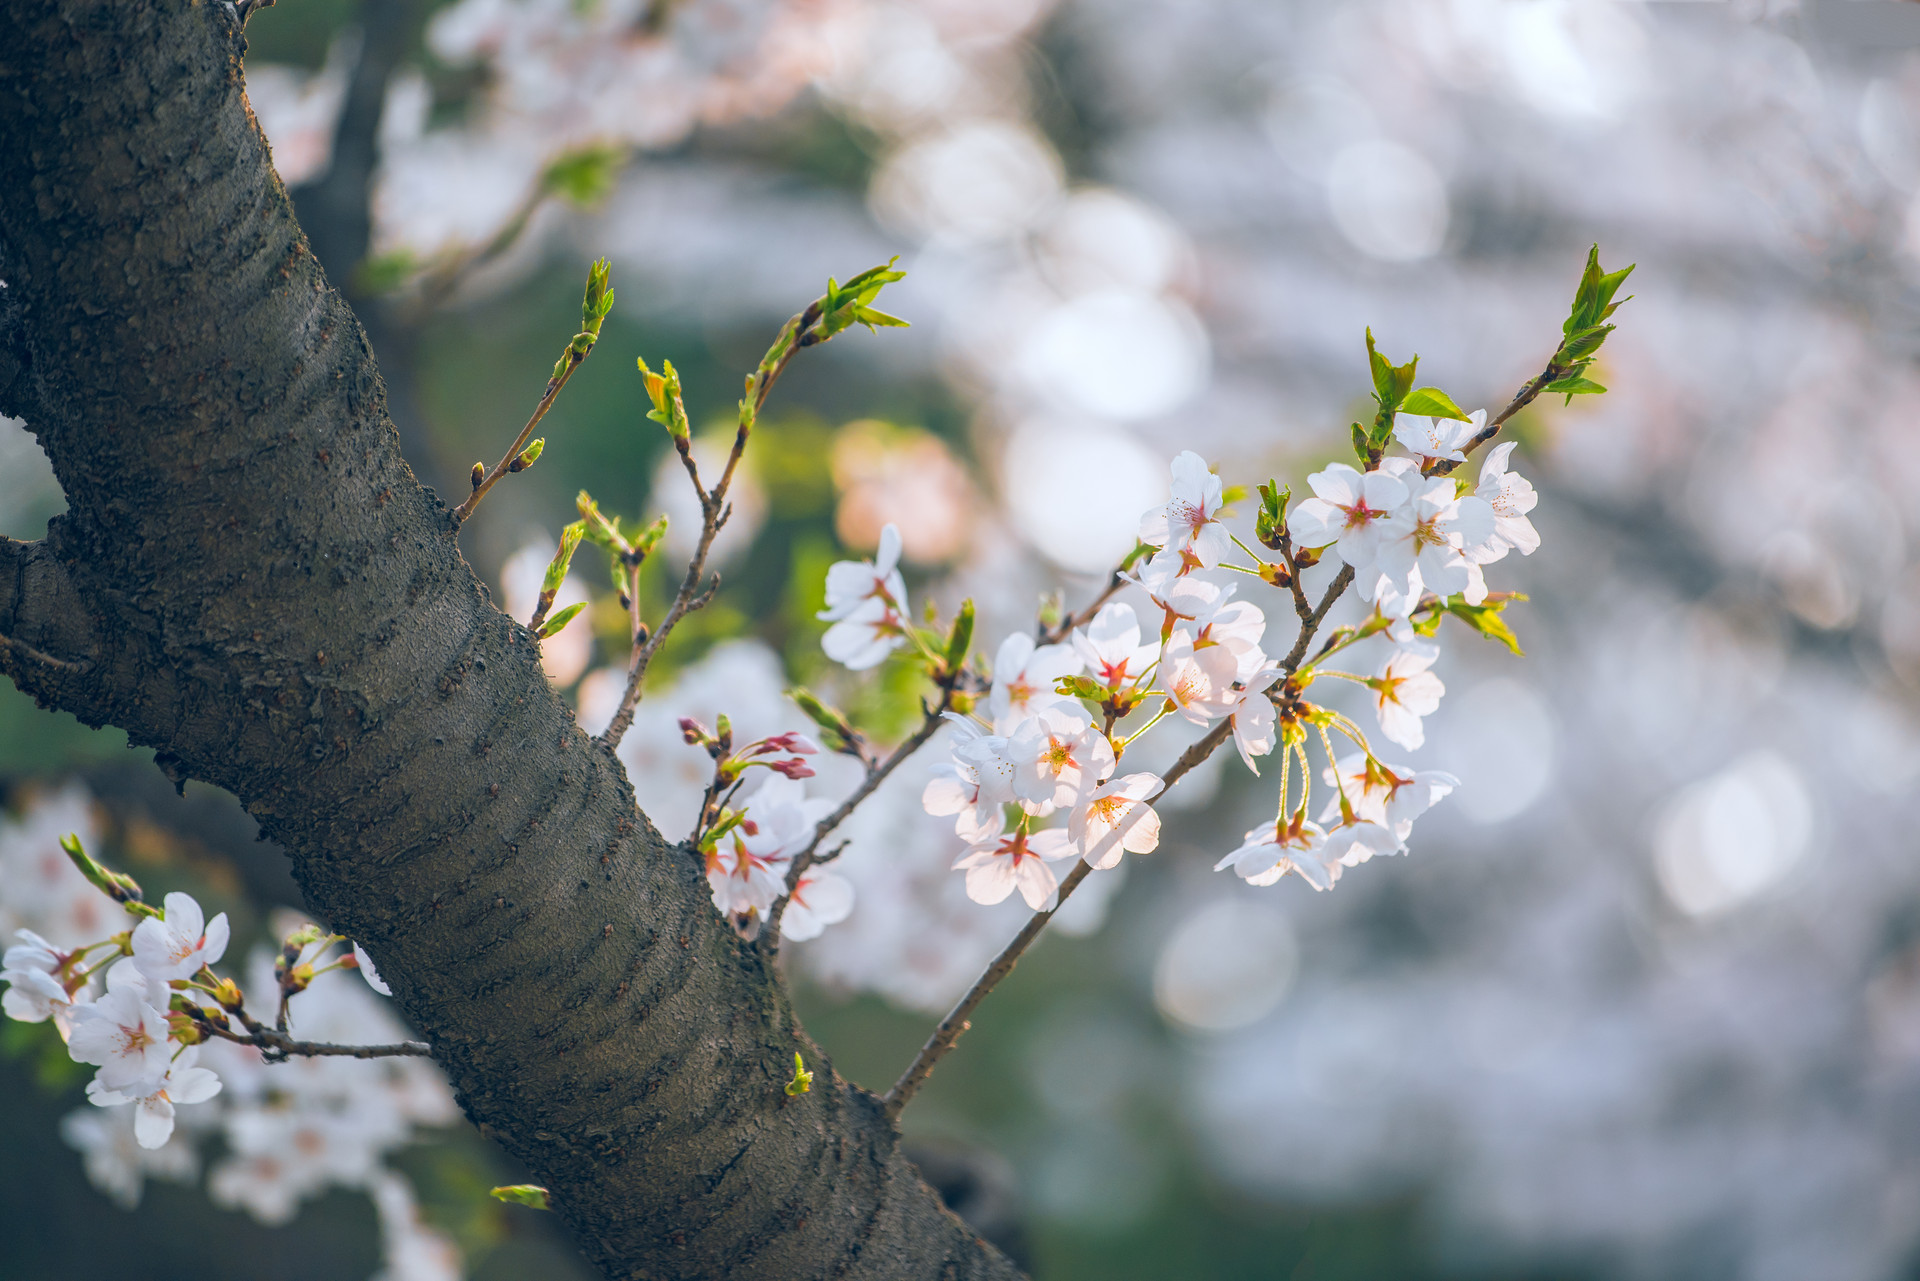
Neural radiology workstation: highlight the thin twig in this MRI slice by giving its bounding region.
[599,302,823,751]
[764,689,956,945]
[208,1023,431,1060]
[453,354,583,524]
[882,567,1358,1117]
[1427,359,1564,477]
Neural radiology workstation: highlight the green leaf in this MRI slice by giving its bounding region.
[490,1185,552,1211]
[1256,481,1291,549]
[852,306,909,331]
[541,144,623,207]
[785,1052,814,1096]
[1398,386,1472,421]
[944,599,975,673]
[1544,376,1607,397]
[543,523,586,597]
[1365,328,1418,414]
[787,687,857,751]
[537,601,586,640]
[1350,421,1371,466]
[1443,592,1530,656]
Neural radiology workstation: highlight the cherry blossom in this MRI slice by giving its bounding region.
[1214,817,1340,890]
[1392,408,1484,466]
[1071,602,1158,690]
[1371,645,1446,751]
[67,980,171,1096]
[1161,628,1241,725]
[953,827,1076,910]
[821,593,909,670]
[1467,441,1540,562]
[1323,754,1459,846]
[779,870,855,942]
[1369,472,1493,607]
[59,1103,199,1210]
[86,1046,224,1150]
[820,522,907,620]
[1322,820,1404,870]
[1139,450,1233,569]
[1226,668,1285,772]
[989,632,1083,734]
[352,943,393,997]
[1070,773,1164,869]
[706,829,790,920]
[819,523,911,669]
[922,714,1019,840]
[131,891,230,983]
[1287,463,1412,570]
[1,929,86,1031]
[1010,705,1116,811]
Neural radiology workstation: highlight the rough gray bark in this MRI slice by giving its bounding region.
[0,2,1020,1278]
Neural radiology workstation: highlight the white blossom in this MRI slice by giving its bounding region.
[988,631,1083,734]
[87,1046,224,1150]
[1070,772,1163,869]
[1010,705,1115,811]
[820,593,909,670]
[1071,602,1158,690]
[1372,645,1446,751]
[60,1103,198,1210]
[1138,450,1233,569]
[1392,408,1484,466]
[1466,441,1540,563]
[1214,818,1340,890]
[953,827,1076,910]
[779,870,855,942]
[1287,463,1413,570]
[1227,668,1286,772]
[1161,628,1241,725]
[67,978,171,1096]
[921,714,1018,840]
[820,522,907,620]
[352,942,393,996]
[1322,753,1459,847]
[130,891,230,983]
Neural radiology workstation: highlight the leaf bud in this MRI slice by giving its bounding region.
[470,462,485,490]
[537,601,585,640]
[508,438,545,473]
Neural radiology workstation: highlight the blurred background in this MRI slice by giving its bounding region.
[9,0,1920,1277]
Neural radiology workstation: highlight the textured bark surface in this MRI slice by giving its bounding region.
[0,2,1020,1277]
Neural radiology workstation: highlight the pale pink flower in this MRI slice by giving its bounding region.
[1392,408,1484,465]
[68,983,172,1096]
[86,1046,223,1150]
[1287,463,1413,570]
[819,522,906,620]
[1011,706,1116,811]
[922,716,1016,843]
[1465,441,1540,563]
[1227,668,1286,772]
[1322,820,1404,869]
[1214,818,1340,889]
[352,943,392,997]
[953,828,1076,910]
[779,870,855,942]
[989,632,1083,735]
[131,891,230,983]
[1138,450,1233,569]
[705,830,789,920]
[1322,753,1459,846]
[1070,773,1163,870]
[1071,602,1159,690]
[1371,646,1445,751]
[1160,629,1241,725]
[820,593,908,670]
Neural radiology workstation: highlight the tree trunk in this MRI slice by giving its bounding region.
[0,2,1020,1277]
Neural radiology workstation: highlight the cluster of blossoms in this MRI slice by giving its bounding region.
[798,417,1541,906]
[0,801,460,1279]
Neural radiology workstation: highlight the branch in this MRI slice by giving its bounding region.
[208,1023,432,1059]
[452,350,584,523]
[599,300,823,750]
[882,565,1362,1116]
[764,688,955,944]
[1426,358,1563,477]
